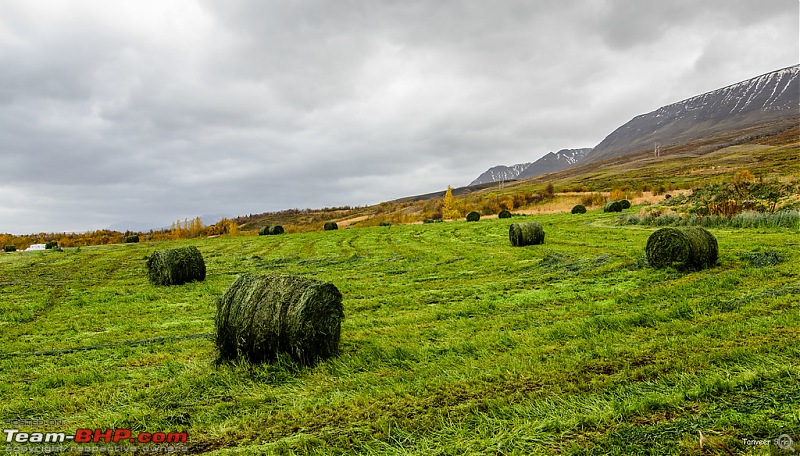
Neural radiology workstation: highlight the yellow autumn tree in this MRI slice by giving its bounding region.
[228,220,239,236]
[442,185,460,220]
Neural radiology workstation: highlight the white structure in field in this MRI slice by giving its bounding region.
[25,244,46,251]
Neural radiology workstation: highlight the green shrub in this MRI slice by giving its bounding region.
[146,246,206,286]
[268,225,284,235]
[423,219,434,224]
[379,222,392,227]
[509,222,545,247]
[571,205,587,214]
[466,211,480,222]
[323,222,338,231]
[125,235,139,243]
[498,210,512,219]
[3,245,16,252]
[645,227,718,270]
[215,273,344,365]
[619,200,631,209]
[603,201,623,213]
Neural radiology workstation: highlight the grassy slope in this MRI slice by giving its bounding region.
[1,210,798,455]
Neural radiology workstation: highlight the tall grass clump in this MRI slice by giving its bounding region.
[146,246,206,286]
[509,222,545,247]
[619,210,799,230]
[645,227,718,270]
[215,273,344,365]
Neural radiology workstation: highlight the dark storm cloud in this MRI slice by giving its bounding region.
[0,0,796,233]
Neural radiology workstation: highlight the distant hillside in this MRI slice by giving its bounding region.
[586,65,800,162]
[469,148,592,185]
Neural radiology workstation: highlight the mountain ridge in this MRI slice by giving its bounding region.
[471,65,799,183]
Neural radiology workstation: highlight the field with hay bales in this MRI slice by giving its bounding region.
[1,209,799,454]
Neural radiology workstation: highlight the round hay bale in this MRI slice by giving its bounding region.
[509,222,545,247]
[619,199,631,209]
[125,235,140,243]
[323,222,338,231]
[3,245,16,252]
[498,210,512,219]
[147,246,206,285]
[268,225,285,235]
[258,226,269,236]
[466,211,481,222]
[215,273,344,365]
[645,227,718,270]
[604,201,623,212]
[45,241,59,249]
[571,204,587,214]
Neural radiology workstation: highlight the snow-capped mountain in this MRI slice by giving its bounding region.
[517,148,593,180]
[469,163,532,185]
[469,148,592,185]
[587,65,799,162]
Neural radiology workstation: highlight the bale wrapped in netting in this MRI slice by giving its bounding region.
[509,222,545,247]
[268,225,285,235]
[45,241,59,249]
[466,211,481,222]
[619,199,631,209]
[604,201,623,212]
[125,235,139,243]
[3,245,16,252]
[147,246,206,285]
[645,227,718,270]
[498,210,512,219]
[258,226,269,236]
[323,222,338,231]
[571,205,587,214]
[215,273,344,365]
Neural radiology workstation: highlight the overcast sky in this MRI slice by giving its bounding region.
[0,0,797,234]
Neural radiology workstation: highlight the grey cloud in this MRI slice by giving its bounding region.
[0,0,796,234]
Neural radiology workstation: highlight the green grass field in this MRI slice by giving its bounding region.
[1,210,798,455]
